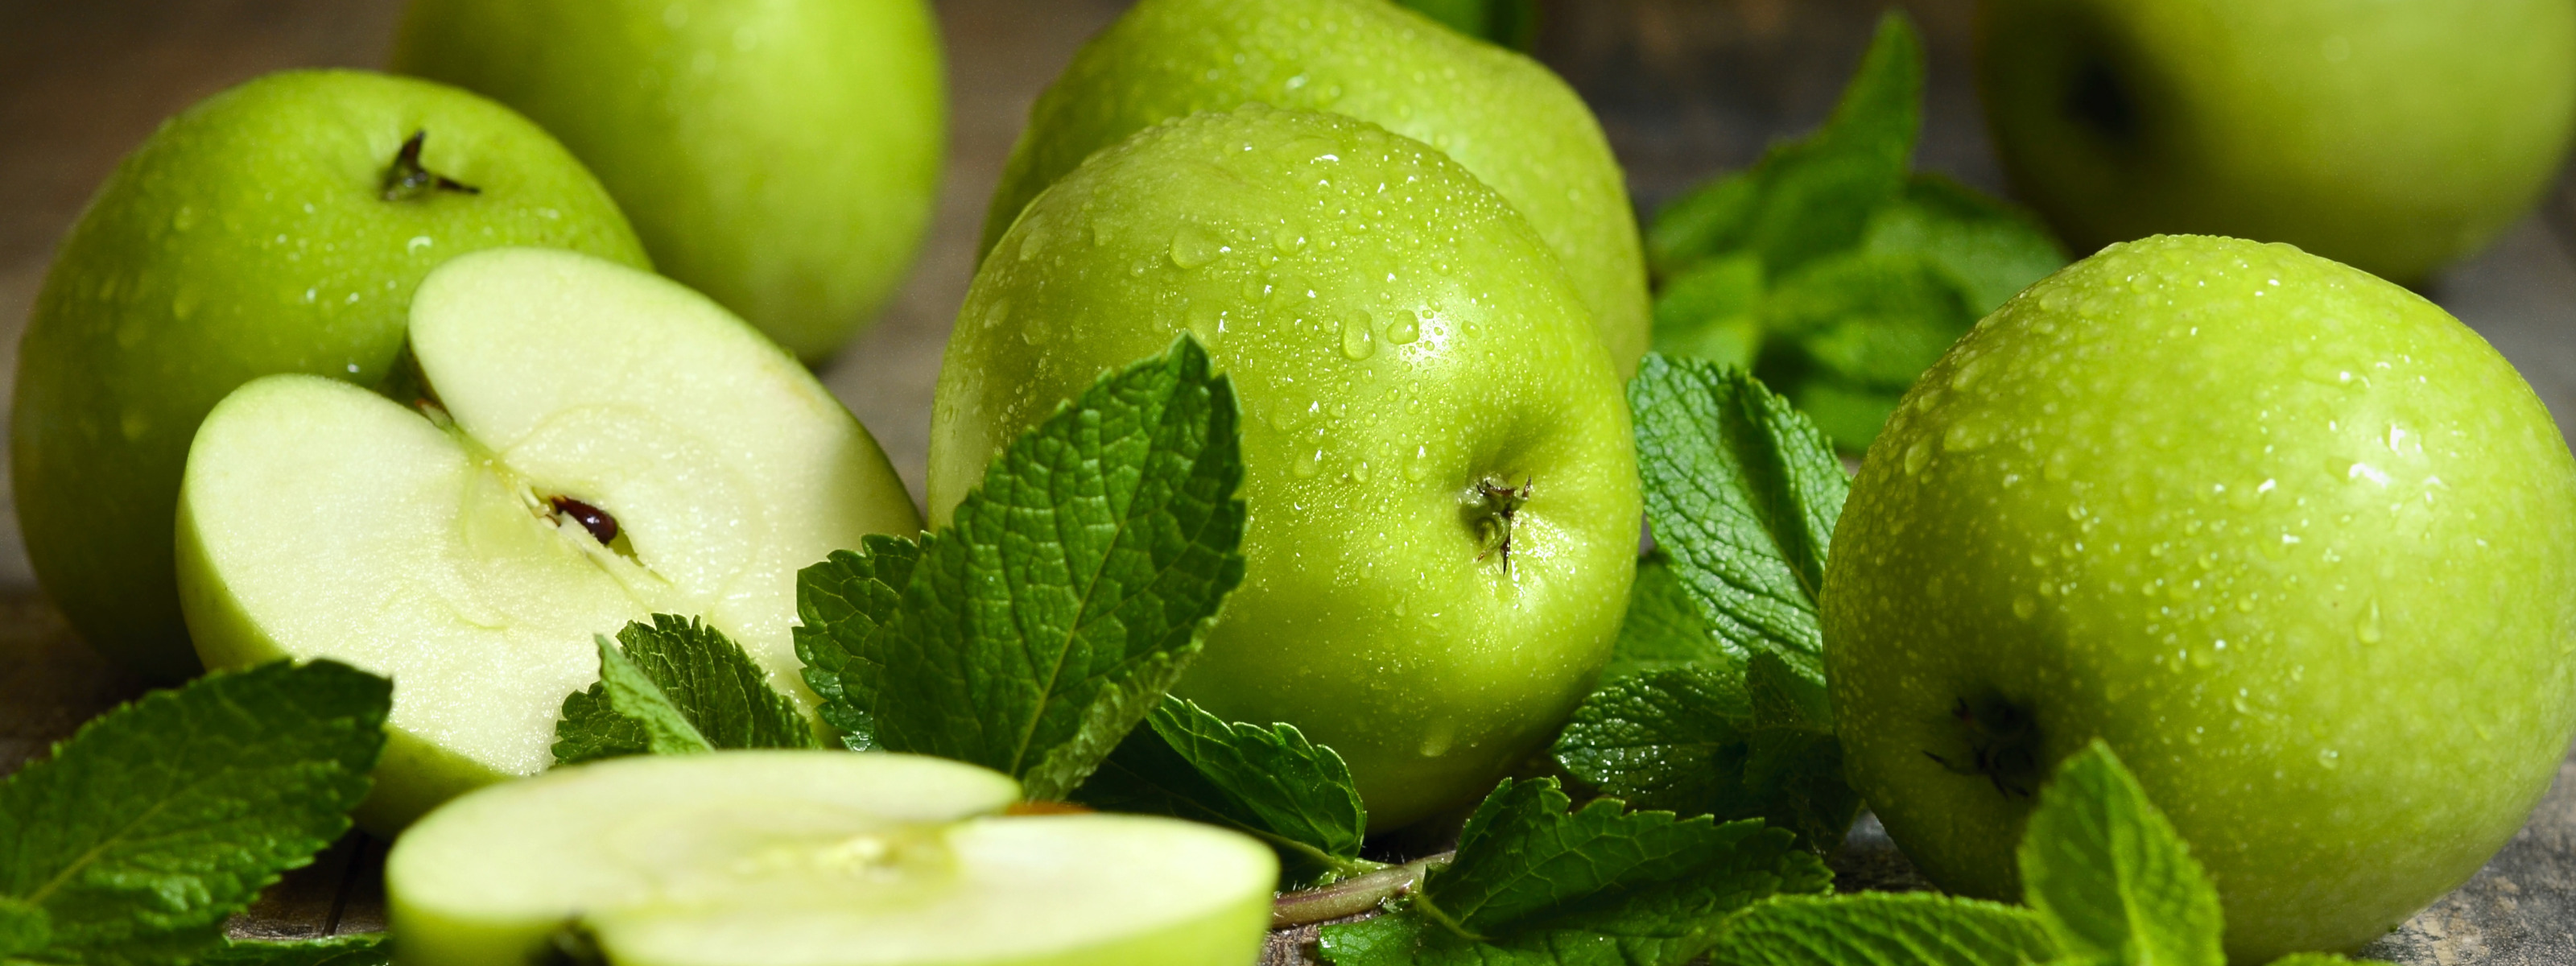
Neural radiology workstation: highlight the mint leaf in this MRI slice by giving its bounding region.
[796,336,1248,801]
[2019,742,2225,966]
[0,661,389,966]
[1077,696,1373,887]
[1765,252,1971,390]
[1553,656,1859,852]
[1652,254,1765,370]
[553,616,820,765]
[1394,0,1538,51]
[795,534,919,751]
[1320,778,1829,966]
[1702,893,2059,966]
[1646,12,1922,278]
[196,935,390,966]
[1603,555,1744,682]
[1863,175,2066,316]
[0,897,45,959]
[1628,356,1845,687]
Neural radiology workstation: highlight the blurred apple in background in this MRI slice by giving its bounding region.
[392,0,946,361]
[1978,0,2576,285]
[10,69,648,681]
[980,0,1649,375]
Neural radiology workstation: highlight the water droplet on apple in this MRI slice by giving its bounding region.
[1340,313,1375,360]
[170,288,200,321]
[119,407,149,441]
[1901,440,1931,475]
[1294,449,1323,478]
[2317,748,2341,769]
[1406,444,1431,481]
[2012,595,2037,620]
[1385,309,1420,345]
[2355,597,2383,644]
[1168,223,1224,269]
[171,206,196,232]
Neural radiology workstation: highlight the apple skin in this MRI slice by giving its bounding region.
[10,69,648,681]
[933,105,1640,832]
[391,0,944,360]
[980,0,1647,376]
[1824,235,2576,960]
[1977,0,2576,285]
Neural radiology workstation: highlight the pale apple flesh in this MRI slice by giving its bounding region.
[386,752,1278,966]
[176,248,920,831]
[934,105,1640,831]
[1825,236,2576,961]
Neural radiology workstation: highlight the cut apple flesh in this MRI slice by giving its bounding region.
[386,752,1278,966]
[175,248,920,828]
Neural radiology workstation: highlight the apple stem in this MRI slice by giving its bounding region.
[1269,852,1449,927]
[382,130,482,201]
[1470,477,1533,573]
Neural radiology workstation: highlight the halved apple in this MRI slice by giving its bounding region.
[175,247,920,830]
[386,751,1278,966]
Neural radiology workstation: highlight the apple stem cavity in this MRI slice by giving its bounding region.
[381,130,482,202]
[1922,696,2045,799]
[1269,852,1447,928]
[547,496,620,545]
[2065,57,2139,146]
[1468,477,1534,572]
[539,921,607,966]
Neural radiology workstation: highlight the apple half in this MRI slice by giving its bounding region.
[386,751,1278,966]
[175,247,921,830]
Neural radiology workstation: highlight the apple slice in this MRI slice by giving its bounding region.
[175,247,921,830]
[386,751,1278,966]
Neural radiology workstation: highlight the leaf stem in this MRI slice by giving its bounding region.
[1270,852,1451,927]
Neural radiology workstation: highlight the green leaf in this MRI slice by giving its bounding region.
[1864,175,2067,316]
[195,935,390,966]
[1319,778,1830,966]
[553,616,821,766]
[1604,555,1743,683]
[795,535,920,751]
[1627,356,1847,687]
[1764,252,1972,390]
[1393,0,1539,51]
[0,661,390,966]
[0,898,46,959]
[2018,742,2225,966]
[1652,255,1766,370]
[1646,12,1922,278]
[1552,657,1860,853]
[1076,696,1375,887]
[1701,893,2060,966]
[795,336,1248,801]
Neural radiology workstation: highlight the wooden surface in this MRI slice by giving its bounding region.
[3,1,2574,962]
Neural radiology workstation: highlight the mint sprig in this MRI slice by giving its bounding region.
[795,336,1248,801]
[1700,893,2056,966]
[1319,778,1829,965]
[0,661,389,966]
[1703,743,2385,966]
[1644,12,2065,449]
[1078,696,1375,888]
[552,616,823,765]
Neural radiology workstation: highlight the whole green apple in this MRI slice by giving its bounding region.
[392,0,945,360]
[933,105,1640,831]
[11,69,647,681]
[980,0,1648,375]
[1978,0,2576,285]
[179,248,920,831]
[1825,235,2576,960]
[388,752,1276,966]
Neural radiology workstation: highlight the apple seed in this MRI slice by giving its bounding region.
[547,496,618,545]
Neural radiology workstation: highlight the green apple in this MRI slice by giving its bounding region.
[1978,0,2576,285]
[980,0,1648,375]
[933,105,1640,832]
[10,69,649,682]
[177,248,919,832]
[391,0,945,360]
[387,751,1277,966]
[1825,235,2576,960]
